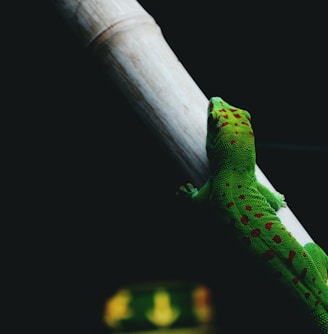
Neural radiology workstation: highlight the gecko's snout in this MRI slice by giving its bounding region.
[208,96,224,114]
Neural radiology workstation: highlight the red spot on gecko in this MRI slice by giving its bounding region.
[219,122,229,128]
[265,222,273,230]
[254,213,264,218]
[209,101,214,111]
[231,139,236,145]
[315,300,320,306]
[245,205,252,211]
[241,215,249,225]
[273,235,281,244]
[249,132,254,136]
[251,228,261,237]
[241,121,249,126]
[286,250,296,267]
[293,268,308,283]
[226,202,235,208]
[226,183,230,187]
[292,277,299,284]
[239,195,246,200]
[235,131,239,135]
[233,113,241,118]
[303,252,307,257]
[229,108,238,112]
[305,292,311,299]
[262,250,275,261]
[237,185,242,188]
[300,268,308,278]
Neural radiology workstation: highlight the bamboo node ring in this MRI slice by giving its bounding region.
[88,14,158,51]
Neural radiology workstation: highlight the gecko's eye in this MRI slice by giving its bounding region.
[208,111,216,122]
[207,111,219,131]
[208,111,215,120]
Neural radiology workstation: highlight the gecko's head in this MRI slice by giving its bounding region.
[206,97,255,162]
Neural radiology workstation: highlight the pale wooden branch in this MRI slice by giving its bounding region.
[50,0,314,246]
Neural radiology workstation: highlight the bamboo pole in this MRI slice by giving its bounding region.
[50,0,314,247]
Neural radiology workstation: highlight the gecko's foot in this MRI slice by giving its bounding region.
[268,191,287,211]
[256,182,287,211]
[275,192,287,209]
[176,182,199,199]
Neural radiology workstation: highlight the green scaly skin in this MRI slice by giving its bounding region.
[177,97,328,333]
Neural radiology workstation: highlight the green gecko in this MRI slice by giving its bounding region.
[177,97,328,333]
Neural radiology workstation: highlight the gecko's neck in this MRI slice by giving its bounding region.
[209,157,256,178]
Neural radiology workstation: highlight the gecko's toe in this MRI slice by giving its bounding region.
[176,183,198,198]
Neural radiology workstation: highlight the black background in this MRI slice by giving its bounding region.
[12,1,328,333]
